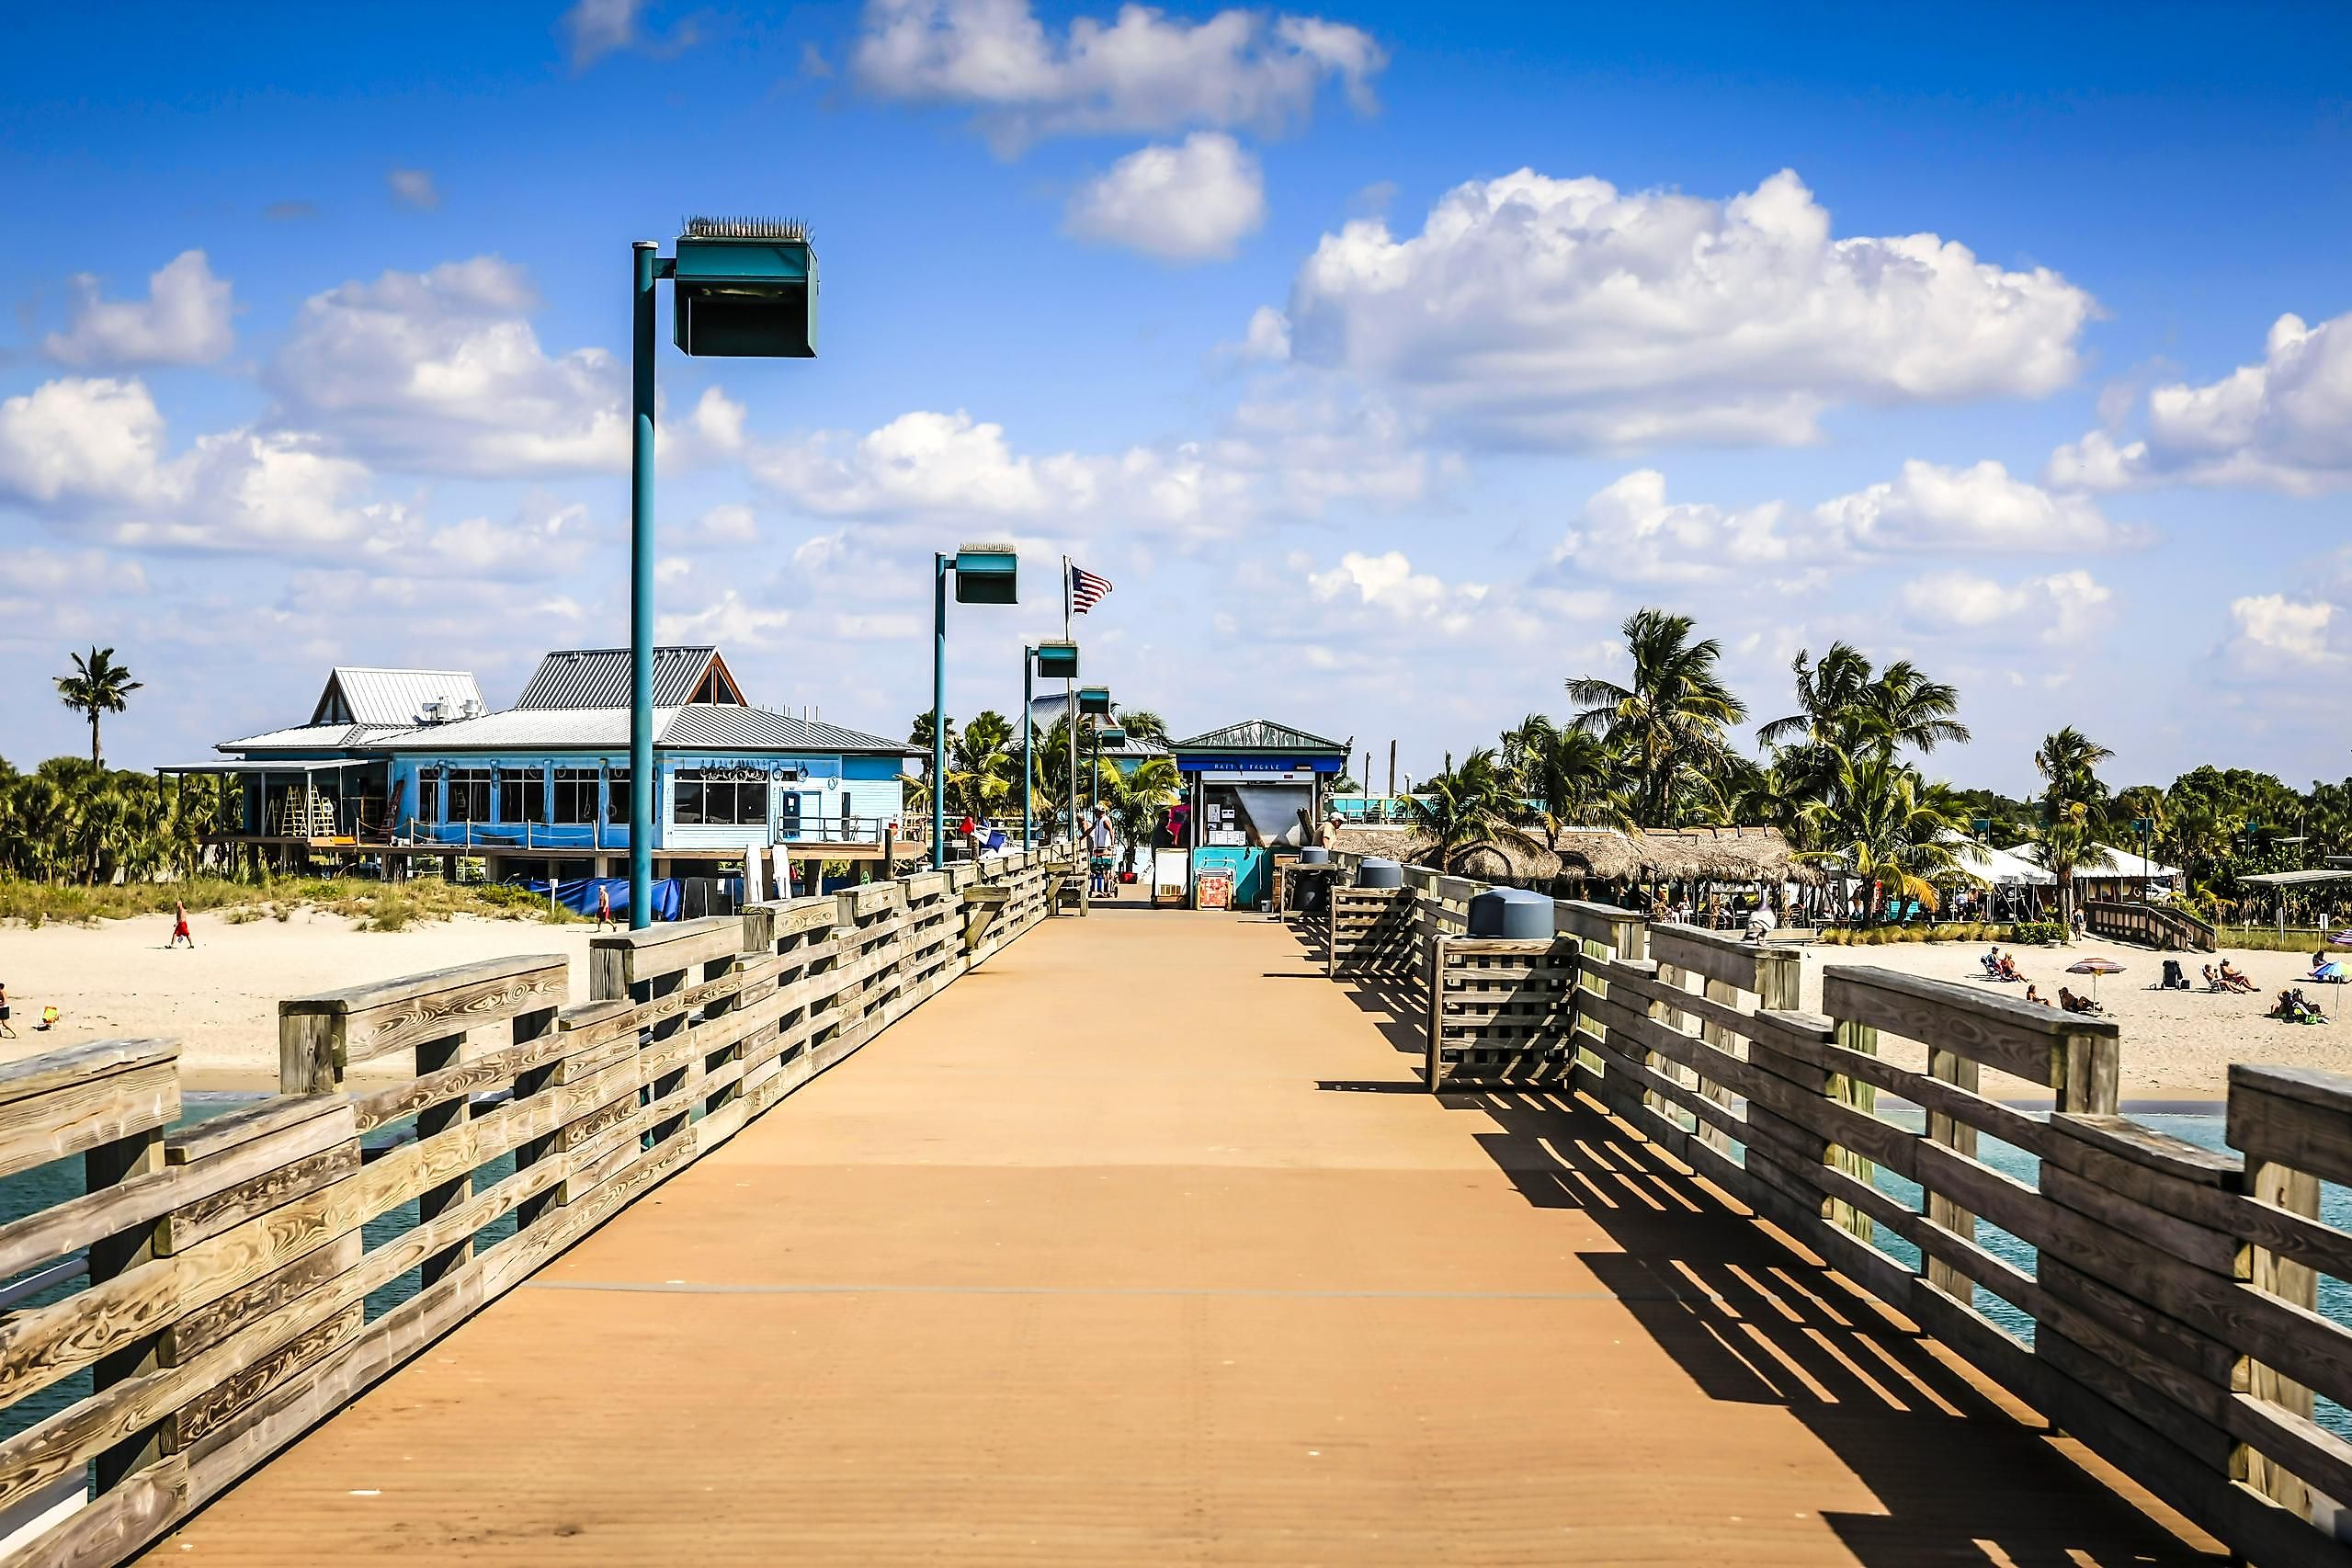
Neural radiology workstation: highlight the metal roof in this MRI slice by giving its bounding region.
[1173,718,1349,755]
[314,668,484,728]
[513,647,730,710]
[2238,869,2352,886]
[367,704,915,756]
[219,722,372,753]
[660,706,913,755]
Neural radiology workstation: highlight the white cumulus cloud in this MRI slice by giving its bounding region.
[1812,459,2130,552]
[852,0,1384,152]
[0,376,404,553]
[1063,132,1266,262]
[2049,310,2352,494]
[42,251,235,368]
[1553,470,1801,585]
[271,256,625,478]
[2221,593,2341,674]
[1897,568,2111,644]
[1307,549,1487,634]
[1277,167,2096,450]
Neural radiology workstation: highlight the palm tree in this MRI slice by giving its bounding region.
[1514,722,1630,847]
[1566,608,1746,826]
[56,646,142,767]
[1404,749,1526,870]
[1098,756,1179,878]
[2034,727,2114,814]
[1797,747,1971,921]
[2024,801,2113,933]
[1758,642,1874,750]
[1855,661,1971,759]
[2031,727,2116,931]
[946,710,1015,820]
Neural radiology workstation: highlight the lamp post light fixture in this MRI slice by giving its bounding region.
[630,218,816,930]
[1022,641,1081,851]
[932,544,1020,869]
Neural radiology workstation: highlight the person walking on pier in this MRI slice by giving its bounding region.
[167,900,195,949]
[596,881,615,931]
[1088,806,1114,896]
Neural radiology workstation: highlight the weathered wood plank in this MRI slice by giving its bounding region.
[2231,1067,2352,1189]
[586,916,740,989]
[1822,965,2113,1087]
[155,1141,360,1253]
[279,955,565,1079]
[0,1099,350,1287]
[0,1056,179,1185]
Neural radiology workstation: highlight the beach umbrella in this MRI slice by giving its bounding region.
[2066,956,2124,1005]
[2330,931,2352,946]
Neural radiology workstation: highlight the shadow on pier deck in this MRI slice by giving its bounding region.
[143,913,2210,1565]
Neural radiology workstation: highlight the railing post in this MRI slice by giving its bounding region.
[85,1117,170,1491]
[1826,1016,1878,1242]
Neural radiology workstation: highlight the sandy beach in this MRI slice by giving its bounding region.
[0,908,596,1091]
[4,909,2346,1101]
[1789,933,2352,1103]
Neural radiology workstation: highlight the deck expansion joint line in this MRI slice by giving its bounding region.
[518,1278,1731,1302]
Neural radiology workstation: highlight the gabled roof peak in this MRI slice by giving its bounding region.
[1173,717,1348,755]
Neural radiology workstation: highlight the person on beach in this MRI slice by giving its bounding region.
[2025,983,2051,1006]
[0,982,12,1039]
[167,900,194,949]
[596,881,614,931]
[2220,960,2256,993]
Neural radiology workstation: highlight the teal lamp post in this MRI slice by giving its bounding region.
[1074,687,1111,817]
[1095,723,1126,814]
[1026,641,1079,850]
[630,218,815,928]
[932,545,1019,869]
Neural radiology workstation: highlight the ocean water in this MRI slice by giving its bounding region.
[0,1092,519,1448]
[1851,1106,2352,1439]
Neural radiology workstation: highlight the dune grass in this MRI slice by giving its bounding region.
[0,875,579,931]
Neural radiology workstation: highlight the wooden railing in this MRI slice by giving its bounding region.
[0,846,1071,1567]
[1324,885,1415,976]
[2086,898,2218,952]
[1319,850,2352,1566]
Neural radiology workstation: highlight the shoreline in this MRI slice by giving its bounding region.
[4,909,2326,1109]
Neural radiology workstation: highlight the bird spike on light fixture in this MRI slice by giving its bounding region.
[682,215,811,241]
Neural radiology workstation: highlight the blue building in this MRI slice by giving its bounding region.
[184,646,920,881]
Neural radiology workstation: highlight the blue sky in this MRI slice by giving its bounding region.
[4,0,2349,795]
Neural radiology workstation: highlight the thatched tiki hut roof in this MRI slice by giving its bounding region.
[1535,825,1814,886]
[1340,822,1812,888]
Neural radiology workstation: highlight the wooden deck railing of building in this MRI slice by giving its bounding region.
[2085,898,2219,952]
[1319,853,2352,1566]
[0,847,1072,1567]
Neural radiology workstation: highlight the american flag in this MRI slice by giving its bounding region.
[1069,563,1112,613]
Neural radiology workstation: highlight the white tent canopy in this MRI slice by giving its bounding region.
[1952,838,2056,886]
[2086,843,2184,884]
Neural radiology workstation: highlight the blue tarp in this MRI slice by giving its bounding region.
[528,876,681,921]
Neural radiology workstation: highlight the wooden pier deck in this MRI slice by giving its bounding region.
[137,910,2208,1565]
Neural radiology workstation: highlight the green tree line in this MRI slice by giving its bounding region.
[1409,608,2352,924]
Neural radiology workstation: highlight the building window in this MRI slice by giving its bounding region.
[553,768,599,824]
[497,767,546,824]
[673,768,767,826]
[444,767,491,824]
[605,769,630,825]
